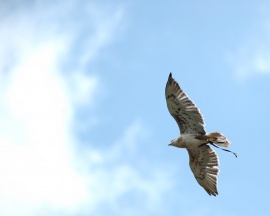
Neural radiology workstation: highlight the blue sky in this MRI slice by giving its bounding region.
[0,0,270,215]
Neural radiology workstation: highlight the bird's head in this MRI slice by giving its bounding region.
[168,137,182,148]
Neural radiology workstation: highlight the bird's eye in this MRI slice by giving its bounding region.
[171,140,173,142]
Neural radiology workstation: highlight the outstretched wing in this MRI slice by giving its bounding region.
[187,145,219,196]
[165,73,205,135]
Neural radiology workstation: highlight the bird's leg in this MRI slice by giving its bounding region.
[208,141,237,158]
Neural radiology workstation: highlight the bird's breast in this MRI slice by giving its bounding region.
[181,134,204,148]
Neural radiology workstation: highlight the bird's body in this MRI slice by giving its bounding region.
[165,73,235,196]
[170,132,229,149]
[170,134,205,148]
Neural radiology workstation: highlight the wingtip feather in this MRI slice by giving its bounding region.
[167,72,174,86]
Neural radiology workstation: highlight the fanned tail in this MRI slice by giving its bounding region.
[206,132,230,147]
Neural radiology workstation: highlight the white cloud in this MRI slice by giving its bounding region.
[0,1,173,216]
[0,17,89,215]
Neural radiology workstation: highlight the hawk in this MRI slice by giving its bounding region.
[165,73,236,196]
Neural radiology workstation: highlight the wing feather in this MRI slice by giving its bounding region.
[187,145,219,196]
[165,73,205,134]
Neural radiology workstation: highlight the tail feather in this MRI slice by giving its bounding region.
[206,132,230,147]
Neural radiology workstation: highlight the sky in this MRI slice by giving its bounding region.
[0,0,270,215]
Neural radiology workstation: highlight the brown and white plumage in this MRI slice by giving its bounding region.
[165,73,205,135]
[165,73,233,196]
[187,146,219,196]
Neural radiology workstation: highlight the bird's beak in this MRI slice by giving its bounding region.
[168,143,172,146]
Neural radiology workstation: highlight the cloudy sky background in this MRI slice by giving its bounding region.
[0,0,270,215]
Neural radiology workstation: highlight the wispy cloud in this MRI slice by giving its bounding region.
[228,5,270,81]
[228,43,270,81]
[77,120,173,215]
[0,1,173,215]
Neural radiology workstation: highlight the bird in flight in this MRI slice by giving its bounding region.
[165,73,236,196]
